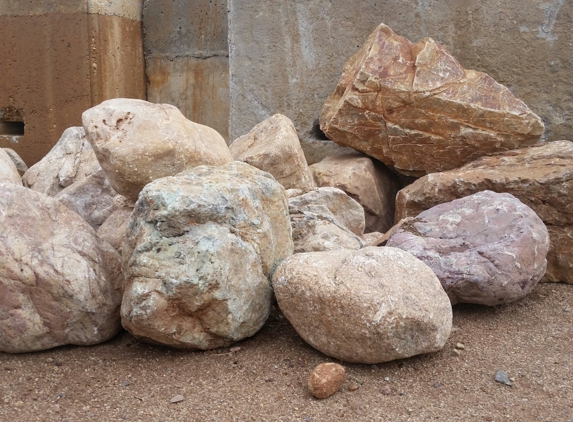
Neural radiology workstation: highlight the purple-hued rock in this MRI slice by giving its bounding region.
[386,191,549,306]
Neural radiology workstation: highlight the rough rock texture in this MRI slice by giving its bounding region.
[230,114,315,190]
[288,187,365,253]
[2,148,28,176]
[55,168,118,230]
[22,127,100,197]
[308,363,346,399]
[288,187,365,236]
[273,247,452,364]
[0,148,22,185]
[388,191,549,306]
[395,140,573,284]
[310,154,399,233]
[0,184,123,353]
[97,205,134,256]
[82,98,233,202]
[320,24,544,176]
[121,162,293,350]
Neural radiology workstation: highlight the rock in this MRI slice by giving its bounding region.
[494,370,512,386]
[55,168,118,230]
[288,188,364,253]
[387,191,549,306]
[121,162,293,350]
[288,187,365,236]
[310,154,399,233]
[22,127,100,196]
[320,24,544,176]
[395,140,573,284]
[230,114,314,190]
[82,98,233,202]
[2,148,28,176]
[0,148,22,185]
[96,204,133,256]
[170,395,185,403]
[347,381,360,392]
[308,363,346,399]
[361,231,386,247]
[272,247,452,364]
[0,184,123,353]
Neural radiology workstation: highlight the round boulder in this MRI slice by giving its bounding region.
[387,190,549,305]
[0,184,123,353]
[272,247,452,364]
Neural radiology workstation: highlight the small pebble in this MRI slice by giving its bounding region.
[122,381,131,387]
[434,382,442,388]
[455,343,465,350]
[453,349,461,356]
[347,381,360,392]
[170,395,185,403]
[380,386,391,395]
[494,370,512,386]
[308,363,346,399]
[230,346,241,353]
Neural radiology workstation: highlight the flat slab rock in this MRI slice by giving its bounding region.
[0,184,123,353]
[273,247,452,364]
[320,24,544,176]
[387,191,549,306]
[395,140,573,284]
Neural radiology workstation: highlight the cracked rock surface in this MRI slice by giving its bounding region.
[320,24,544,176]
[387,191,549,306]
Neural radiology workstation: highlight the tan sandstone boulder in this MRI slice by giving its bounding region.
[310,154,399,233]
[22,127,100,196]
[230,114,315,190]
[320,24,544,176]
[0,184,123,353]
[395,140,573,284]
[121,162,293,350]
[388,191,549,306]
[82,99,233,202]
[272,247,452,364]
[0,148,22,185]
[97,201,134,256]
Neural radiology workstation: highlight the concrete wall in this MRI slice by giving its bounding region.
[229,0,573,164]
[143,0,230,141]
[0,0,145,165]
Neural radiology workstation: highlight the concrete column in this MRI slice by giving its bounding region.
[143,0,230,142]
[0,0,146,166]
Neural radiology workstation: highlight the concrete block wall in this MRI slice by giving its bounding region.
[143,0,230,141]
[0,0,146,165]
[228,0,573,164]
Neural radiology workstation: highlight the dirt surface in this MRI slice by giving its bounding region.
[1,282,572,422]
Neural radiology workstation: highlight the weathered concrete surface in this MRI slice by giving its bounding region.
[229,0,573,164]
[143,0,229,141]
[0,1,145,165]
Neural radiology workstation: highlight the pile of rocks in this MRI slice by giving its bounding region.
[0,23,569,368]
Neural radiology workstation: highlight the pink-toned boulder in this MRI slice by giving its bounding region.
[387,191,549,306]
[97,201,133,256]
[395,140,573,284]
[310,154,399,233]
[320,24,544,176]
[0,184,123,353]
[82,99,233,202]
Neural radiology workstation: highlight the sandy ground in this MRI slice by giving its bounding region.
[1,282,572,422]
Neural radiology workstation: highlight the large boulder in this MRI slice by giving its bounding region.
[22,127,100,196]
[320,24,544,176]
[273,247,452,364]
[2,148,27,176]
[310,154,399,233]
[55,168,118,230]
[0,148,22,185]
[97,201,134,256]
[82,99,233,202]
[395,140,573,284]
[0,184,123,353]
[121,162,293,349]
[388,191,549,305]
[230,114,315,190]
[287,187,365,253]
